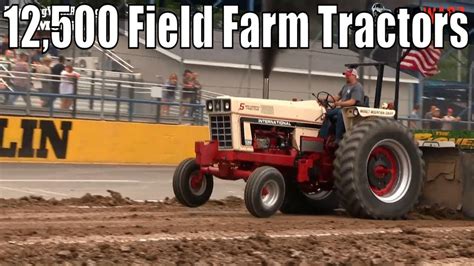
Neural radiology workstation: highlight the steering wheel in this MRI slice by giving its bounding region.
[316,91,337,109]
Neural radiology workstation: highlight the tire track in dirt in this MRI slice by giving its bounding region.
[4,226,474,247]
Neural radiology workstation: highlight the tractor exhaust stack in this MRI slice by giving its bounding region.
[263,78,270,99]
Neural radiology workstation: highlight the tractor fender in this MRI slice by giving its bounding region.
[341,107,396,132]
[461,152,474,219]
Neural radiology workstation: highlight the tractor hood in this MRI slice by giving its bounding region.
[206,96,325,125]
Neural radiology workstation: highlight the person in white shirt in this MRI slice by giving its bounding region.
[442,108,461,131]
[59,64,80,110]
[408,104,421,129]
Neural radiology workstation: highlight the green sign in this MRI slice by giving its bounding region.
[414,130,474,150]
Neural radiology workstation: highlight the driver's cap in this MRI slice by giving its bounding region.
[344,68,359,78]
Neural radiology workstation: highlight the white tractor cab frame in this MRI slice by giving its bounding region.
[173,62,427,219]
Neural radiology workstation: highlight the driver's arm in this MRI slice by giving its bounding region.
[335,99,357,107]
[336,84,364,108]
[331,95,341,102]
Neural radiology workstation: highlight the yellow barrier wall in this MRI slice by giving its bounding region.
[0,116,209,164]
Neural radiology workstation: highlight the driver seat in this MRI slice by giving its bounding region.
[360,96,370,107]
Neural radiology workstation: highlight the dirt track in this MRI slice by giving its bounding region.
[0,194,474,265]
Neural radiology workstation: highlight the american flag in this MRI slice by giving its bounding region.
[400,46,442,77]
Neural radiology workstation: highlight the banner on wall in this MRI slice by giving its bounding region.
[0,116,209,165]
[414,130,474,150]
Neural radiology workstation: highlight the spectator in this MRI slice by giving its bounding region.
[430,107,442,130]
[50,56,66,107]
[49,45,59,57]
[190,72,202,118]
[441,108,461,131]
[424,105,437,129]
[59,64,80,110]
[1,50,15,103]
[30,49,43,64]
[3,49,15,64]
[408,104,421,129]
[5,52,31,105]
[35,55,53,107]
[0,36,9,55]
[181,69,194,117]
[161,73,177,116]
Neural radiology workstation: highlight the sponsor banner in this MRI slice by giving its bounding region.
[0,116,209,165]
[414,130,474,150]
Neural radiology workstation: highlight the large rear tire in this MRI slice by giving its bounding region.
[173,158,213,207]
[280,179,339,214]
[245,167,285,218]
[334,118,425,219]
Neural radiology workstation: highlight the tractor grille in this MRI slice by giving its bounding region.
[210,115,232,149]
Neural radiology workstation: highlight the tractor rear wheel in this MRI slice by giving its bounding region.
[245,166,285,218]
[280,179,339,214]
[334,118,425,219]
[173,158,213,207]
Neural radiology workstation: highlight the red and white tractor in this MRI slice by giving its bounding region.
[173,63,425,219]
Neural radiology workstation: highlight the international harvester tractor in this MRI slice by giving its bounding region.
[173,63,431,219]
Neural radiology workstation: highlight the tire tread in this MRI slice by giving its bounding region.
[334,118,425,219]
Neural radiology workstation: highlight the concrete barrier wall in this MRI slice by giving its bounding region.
[0,116,209,165]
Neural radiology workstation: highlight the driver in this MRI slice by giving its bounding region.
[319,68,365,144]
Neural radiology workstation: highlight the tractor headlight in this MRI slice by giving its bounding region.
[207,100,213,111]
[353,109,359,116]
[223,100,231,111]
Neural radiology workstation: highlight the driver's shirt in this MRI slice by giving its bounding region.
[339,82,364,106]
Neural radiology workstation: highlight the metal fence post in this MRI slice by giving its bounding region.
[26,55,32,116]
[49,98,54,117]
[178,50,184,124]
[100,53,106,120]
[193,89,201,124]
[116,74,122,120]
[128,75,135,122]
[418,74,424,128]
[72,78,78,118]
[155,99,161,123]
[200,103,204,125]
[89,71,95,110]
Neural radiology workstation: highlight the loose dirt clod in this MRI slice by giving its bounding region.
[412,204,465,220]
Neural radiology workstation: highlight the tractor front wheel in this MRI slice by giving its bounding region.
[334,118,425,219]
[245,166,286,218]
[173,158,214,207]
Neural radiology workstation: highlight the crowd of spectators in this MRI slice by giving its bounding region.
[1,35,203,118]
[408,104,462,130]
[0,37,81,110]
[160,69,202,118]
[424,105,462,130]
